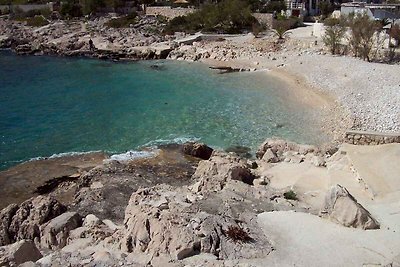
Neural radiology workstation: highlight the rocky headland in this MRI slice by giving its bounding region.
[0,139,400,266]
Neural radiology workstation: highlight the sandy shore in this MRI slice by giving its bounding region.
[202,57,352,142]
[197,26,399,140]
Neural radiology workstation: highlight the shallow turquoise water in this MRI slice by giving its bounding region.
[0,51,328,170]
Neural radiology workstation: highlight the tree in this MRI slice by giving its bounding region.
[261,0,286,13]
[318,0,334,18]
[389,24,400,47]
[347,13,382,61]
[322,18,346,54]
[60,0,83,18]
[165,0,256,34]
[82,0,105,15]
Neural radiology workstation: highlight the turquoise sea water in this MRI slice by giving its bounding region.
[0,50,328,170]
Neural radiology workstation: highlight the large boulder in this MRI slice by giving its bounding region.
[40,212,82,249]
[320,184,380,230]
[182,142,213,160]
[120,185,271,260]
[0,196,66,246]
[0,240,42,266]
[191,151,256,193]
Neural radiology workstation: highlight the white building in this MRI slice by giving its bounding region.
[341,2,400,20]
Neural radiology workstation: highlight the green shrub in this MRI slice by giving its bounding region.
[270,18,302,40]
[322,18,346,55]
[82,0,105,15]
[26,15,48,26]
[61,0,83,18]
[283,190,298,200]
[105,12,138,28]
[24,8,51,18]
[318,0,334,19]
[261,0,286,13]
[346,13,382,61]
[224,225,252,243]
[165,0,256,34]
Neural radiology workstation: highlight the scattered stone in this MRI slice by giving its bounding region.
[225,145,252,158]
[256,138,298,160]
[311,155,326,167]
[83,214,102,228]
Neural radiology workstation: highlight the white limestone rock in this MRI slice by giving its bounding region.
[40,212,82,249]
[320,184,380,230]
[0,240,42,266]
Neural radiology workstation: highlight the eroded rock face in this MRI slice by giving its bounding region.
[191,151,256,192]
[120,185,272,260]
[0,240,42,266]
[320,184,380,230]
[0,204,19,246]
[40,212,82,249]
[182,142,213,160]
[0,196,66,246]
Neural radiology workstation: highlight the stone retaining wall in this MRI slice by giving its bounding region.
[0,4,53,13]
[145,6,195,19]
[345,130,400,145]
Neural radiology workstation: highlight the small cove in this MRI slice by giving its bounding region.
[0,51,329,170]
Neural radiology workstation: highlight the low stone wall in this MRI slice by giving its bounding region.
[252,13,273,27]
[0,4,53,13]
[145,6,195,19]
[345,130,400,145]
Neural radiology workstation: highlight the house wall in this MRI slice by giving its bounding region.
[340,6,374,18]
[341,4,400,20]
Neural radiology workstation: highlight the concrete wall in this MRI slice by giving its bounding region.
[344,130,400,145]
[145,6,195,19]
[252,13,273,27]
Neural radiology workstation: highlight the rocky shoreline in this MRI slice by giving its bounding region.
[2,15,398,139]
[1,12,400,267]
[1,139,399,266]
